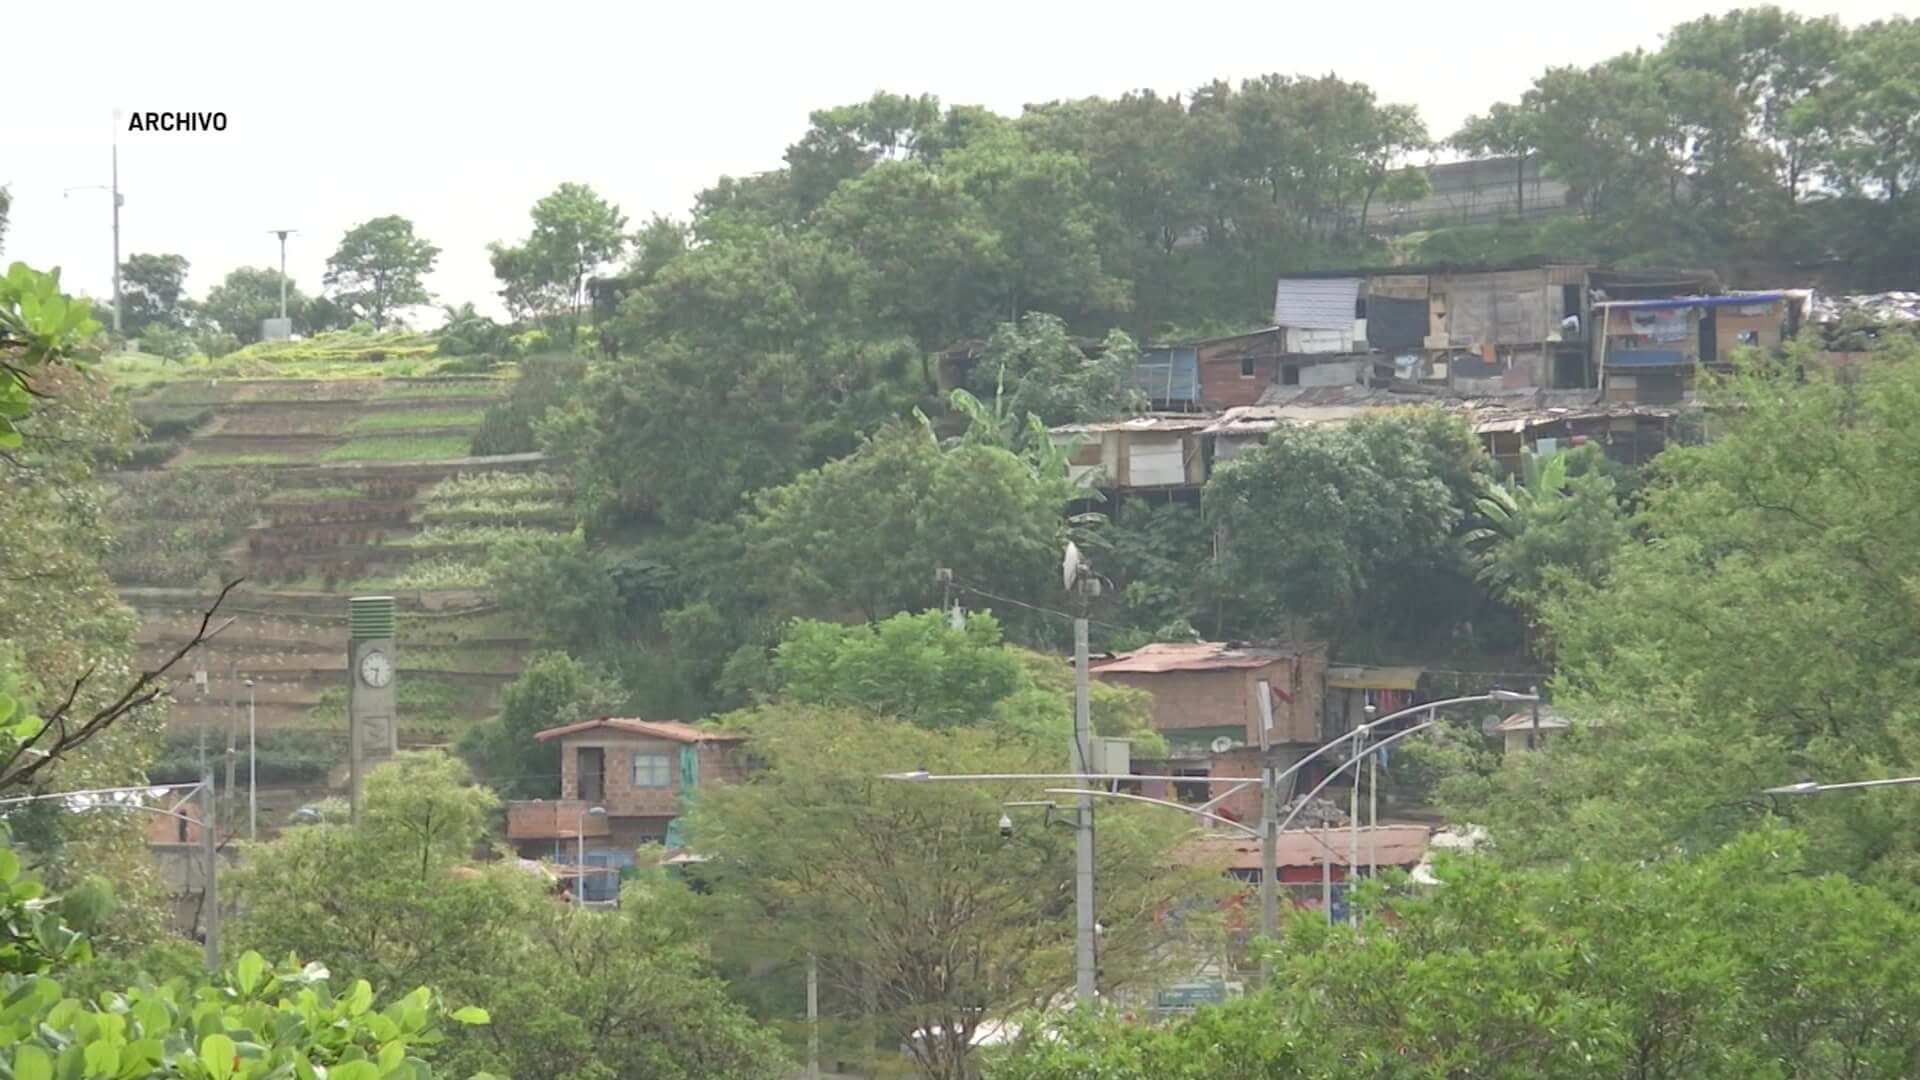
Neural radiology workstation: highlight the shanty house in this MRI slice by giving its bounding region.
[1050,415,1213,493]
[506,718,747,901]
[1091,642,1326,823]
[1597,291,1808,404]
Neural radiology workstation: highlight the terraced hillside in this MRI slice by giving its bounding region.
[105,373,574,809]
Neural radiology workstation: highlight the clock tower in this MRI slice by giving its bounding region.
[348,595,398,818]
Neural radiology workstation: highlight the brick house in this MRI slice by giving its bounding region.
[1091,642,1327,823]
[505,718,747,899]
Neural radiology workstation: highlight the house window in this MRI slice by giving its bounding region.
[631,752,673,788]
[1239,356,1256,378]
[1282,365,1300,386]
[1173,768,1210,805]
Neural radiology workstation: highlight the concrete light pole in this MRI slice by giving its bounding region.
[62,110,125,334]
[245,678,257,843]
[268,230,297,319]
[575,804,606,908]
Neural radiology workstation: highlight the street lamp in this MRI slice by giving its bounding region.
[885,690,1539,945]
[244,678,257,843]
[575,804,606,908]
[0,775,220,970]
[1764,776,1920,796]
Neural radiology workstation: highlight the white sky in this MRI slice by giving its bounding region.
[2,0,1904,324]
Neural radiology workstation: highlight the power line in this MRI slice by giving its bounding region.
[949,579,1130,634]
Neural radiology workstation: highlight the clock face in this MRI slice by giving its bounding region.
[358,649,393,689]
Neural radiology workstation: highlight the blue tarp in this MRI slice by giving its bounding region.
[1603,293,1786,311]
[1132,348,1200,404]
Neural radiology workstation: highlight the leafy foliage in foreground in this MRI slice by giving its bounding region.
[993,829,1920,1080]
[0,818,489,1080]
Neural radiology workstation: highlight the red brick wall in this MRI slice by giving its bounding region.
[559,736,684,816]
[1198,356,1275,408]
[1208,747,1265,823]
[507,800,614,841]
[696,743,747,787]
[1195,332,1282,409]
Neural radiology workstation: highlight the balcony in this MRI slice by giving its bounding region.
[507,800,615,841]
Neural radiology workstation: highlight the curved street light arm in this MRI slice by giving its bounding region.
[1274,717,1446,836]
[1038,787,1262,839]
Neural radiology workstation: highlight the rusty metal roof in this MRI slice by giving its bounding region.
[1050,414,1217,435]
[1179,825,1434,870]
[1091,641,1311,674]
[534,717,747,744]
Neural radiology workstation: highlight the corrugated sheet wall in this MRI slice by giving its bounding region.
[1274,278,1363,330]
[1134,349,1200,404]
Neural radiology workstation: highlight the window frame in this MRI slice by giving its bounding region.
[630,751,674,789]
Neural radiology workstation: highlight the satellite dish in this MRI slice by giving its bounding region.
[1210,736,1237,754]
[1063,541,1084,592]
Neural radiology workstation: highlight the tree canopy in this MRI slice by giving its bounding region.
[324,215,439,329]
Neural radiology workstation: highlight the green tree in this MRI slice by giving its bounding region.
[772,611,1028,729]
[198,266,308,344]
[458,652,621,798]
[118,253,192,335]
[814,159,1004,350]
[1460,445,1627,608]
[527,182,627,340]
[993,828,1920,1080]
[740,424,1063,624]
[458,885,788,1080]
[0,820,491,1080]
[1444,339,1920,876]
[1451,101,1539,213]
[325,215,439,329]
[688,707,1223,1080]
[1205,408,1483,649]
[228,753,519,993]
[230,752,778,1080]
[963,312,1144,427]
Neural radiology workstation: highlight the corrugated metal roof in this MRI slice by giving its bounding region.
[1092,641,1311,674]
[1274,278,1363,330]
[534,717,747,743]
[1492,707,1582,733]
[1180,825,1433,870]
[1050,415,1216,435]
[1598,292,1790,311]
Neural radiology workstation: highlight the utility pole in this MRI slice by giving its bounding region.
[1255,680,1277,983]
[110,111,122,334]
[1072,611,1096,1006]
[1348,728,1362,926]
[224,663,239,829]
[806,953,820,1080]
[1368,739,1379,884]
[201,766,219,970]
[63,111,126,335]
[269,230,296,319]
[245,678,257,843]
[1528,685,1541,750]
